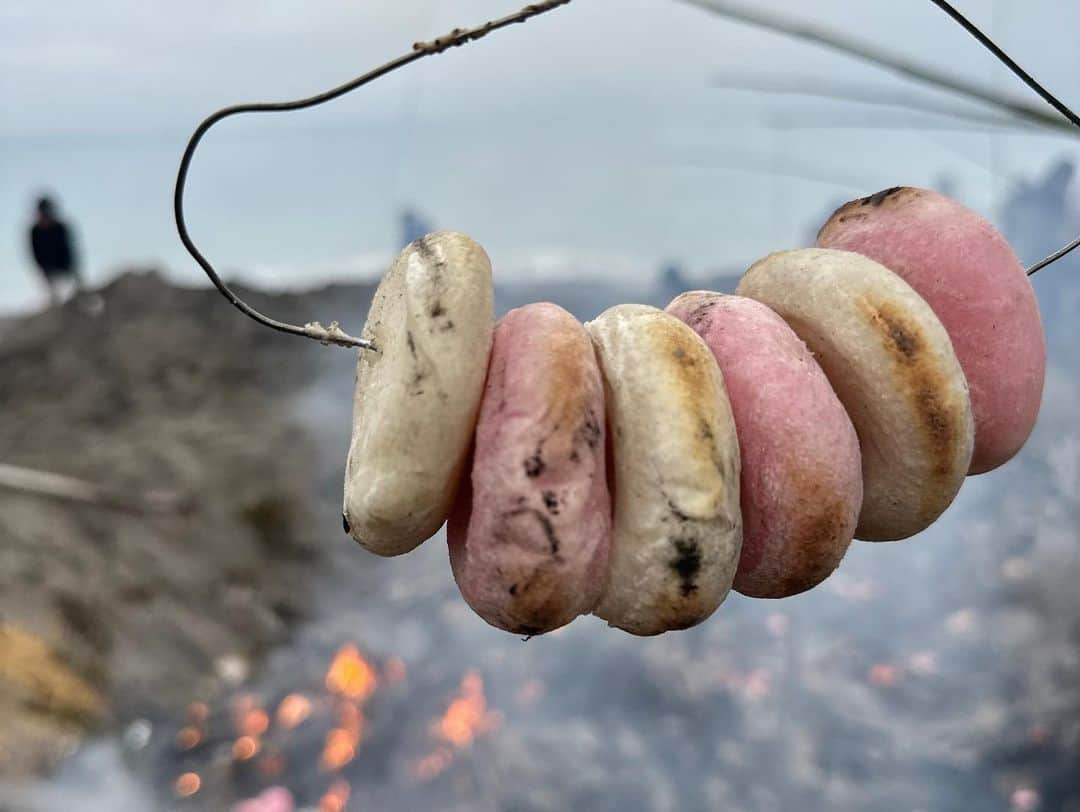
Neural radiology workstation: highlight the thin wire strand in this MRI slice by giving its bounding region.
[174,0,572,350]
[927,0,1080,276]
[177,0,1078,342]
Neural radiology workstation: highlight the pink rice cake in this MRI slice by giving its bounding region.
[818,187,1046,473]
[668,292,862,597]
[448,303,611,635]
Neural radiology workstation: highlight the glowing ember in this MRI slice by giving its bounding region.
[436,670,500,747]
[176,725,202,750]
[413,746,454,781]
[868,663,899,687]
[186,702,209,724]
[320,698,366,772]
[232,695,259,731]
[319,779,351,812]
[326,644,378,701]
[383,656,407,685]
[233,735,261,761]
[339,702,363,736]
[276,694,312,729]
[174,772,201,797]
[321,728,358,772]
[241,708,270,738]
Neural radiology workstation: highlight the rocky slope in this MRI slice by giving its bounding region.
[0,271,375,777]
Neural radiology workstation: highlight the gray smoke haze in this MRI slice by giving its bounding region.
[3,162,1078,812]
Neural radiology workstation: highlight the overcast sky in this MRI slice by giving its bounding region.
[2,0,1078,311]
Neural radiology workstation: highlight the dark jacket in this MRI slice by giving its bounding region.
[30,220,75,276]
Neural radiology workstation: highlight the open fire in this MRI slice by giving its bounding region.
[160,640,505,809]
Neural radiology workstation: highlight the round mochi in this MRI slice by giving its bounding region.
[587,304,742,636]
[448,303,611,636]
[343,231,494,556]
[737,248,974,542]
[667,292,862,598]
[817,186,1045,474]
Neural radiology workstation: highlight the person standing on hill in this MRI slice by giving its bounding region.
[29,196,84,307]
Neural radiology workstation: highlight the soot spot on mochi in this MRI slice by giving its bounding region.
[669,539,702,597]
[573,408,602,456]
[862,186,904,207]
[837,212,868,225]
[542,491,559,514]
[524,450,546,478]
[685,297,720,329]
[508,584,518,596]
[413,233,441,266]
[698,420,714,443]
[342,514,351,534]
[503,507,561,556]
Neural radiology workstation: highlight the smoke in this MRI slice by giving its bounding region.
[6,162,1079,811]
[0,740,156,812]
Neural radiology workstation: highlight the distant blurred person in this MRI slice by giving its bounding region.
[29,196,83,307]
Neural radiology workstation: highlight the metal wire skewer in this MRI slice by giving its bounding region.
[175,0,1078,350]
[173,0,572,350]
[926,0,1080,276]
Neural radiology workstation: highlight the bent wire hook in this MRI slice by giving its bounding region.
[174,0,1078,349]
[173,1,572,349]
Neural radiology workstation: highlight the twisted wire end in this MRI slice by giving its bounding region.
[303,321,376,350]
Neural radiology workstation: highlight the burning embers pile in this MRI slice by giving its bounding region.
[162,643,501,810]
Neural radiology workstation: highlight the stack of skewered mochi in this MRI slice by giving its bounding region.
[343,186,1046,638]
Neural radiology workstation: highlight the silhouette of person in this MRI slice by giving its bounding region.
[29,196,83,306]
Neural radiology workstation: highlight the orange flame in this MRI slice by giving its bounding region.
[241,708,270,738]
[233,735,261,761]
[436,670,500,748]
[339,702,363,737]
[319,779,351,812]
[321,728,358,772]
[326,644,378,702]
[174,772,201,797]
[176,725,202,750]
[276,694,312,730]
